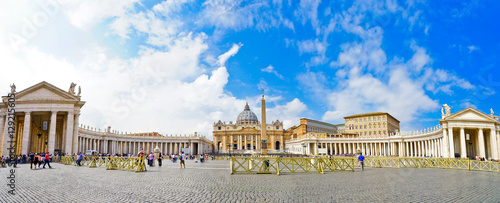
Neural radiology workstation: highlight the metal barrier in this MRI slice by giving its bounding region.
[60,156,147,172]
[230,156,500,175]
[230,157,355,175]
[359,157,500,172]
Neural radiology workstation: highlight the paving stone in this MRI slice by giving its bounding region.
[1,160,499,202]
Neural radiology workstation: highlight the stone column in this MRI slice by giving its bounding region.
[200,142,204,154]
[460,127,466,158]
[0,113,5,156]
[490,128,498,160]
[251,135,254,150]
[415,141,420,157]
[405,142,409,157]
[168,142,172,154]
[424,140,428,157]
[65,112,74,155]
[334,143,338,155]
[21,112,31,155]
[1,114,10,157]
[442,126,448,157]
[497,130,500,160]
[448,127,454,158]
[409,142,413,157]
[478,128,486,158]
[72,113,80,154]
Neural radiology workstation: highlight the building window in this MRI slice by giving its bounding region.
[276,126,279,130]
[218,126,221,130]
[219,136,221,140]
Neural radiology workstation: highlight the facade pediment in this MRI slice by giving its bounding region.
[445,107,497,122]
[14,81,80,101]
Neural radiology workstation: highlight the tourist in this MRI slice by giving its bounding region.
[43,153,52,168]
[29,152,35,169]
[358,153,365,171]
[180,151,186,168]
[33,153,39,169]
[38,153,44,168]
[76,153,83,166]
[158,152,163,167]
[137,148,144,158]
[149,152,154,166]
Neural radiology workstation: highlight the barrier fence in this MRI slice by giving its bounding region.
[230,157,355,175]
[60,156,147,172]
[230,156,500,175]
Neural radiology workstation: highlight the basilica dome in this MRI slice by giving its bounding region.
[236,102,259,125]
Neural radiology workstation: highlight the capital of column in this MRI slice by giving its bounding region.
[24,111,31,115]
[51,111,58,115]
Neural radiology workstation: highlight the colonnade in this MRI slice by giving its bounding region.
[401,138,443,157]
[77,136,208,155]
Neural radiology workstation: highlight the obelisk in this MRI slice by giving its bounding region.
[261,89,267,155]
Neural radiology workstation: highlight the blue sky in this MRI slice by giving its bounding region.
[1,0,499,138]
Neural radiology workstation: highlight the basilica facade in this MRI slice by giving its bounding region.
[212,100,290,154]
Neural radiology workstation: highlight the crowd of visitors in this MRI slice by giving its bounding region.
[0,152,59,169]
[66,148,214,169]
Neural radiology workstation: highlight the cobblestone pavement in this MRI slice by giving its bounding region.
[1,159,500,202]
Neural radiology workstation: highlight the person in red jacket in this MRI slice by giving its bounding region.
[43,153,52,169]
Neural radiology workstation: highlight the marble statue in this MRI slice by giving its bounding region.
[77,86,81,96]
[491,108,494,115]
[68,82,76,95]
[443,104,451,115]
[10,83,16,93]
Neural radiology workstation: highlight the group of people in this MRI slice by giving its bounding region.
[27,152,54,169]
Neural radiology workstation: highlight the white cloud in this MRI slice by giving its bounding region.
[297,38,328,66]
[305,1,475,125]
[218,43,242,66]
[294,0,321,31]
[108,0,195,47]
[0,1,306,140]
[267,98,308,128]
[467,45,479,53]
[200,0,291,31]
[459,99,477,109]
[58,0,139,29]
[261,65,284,79]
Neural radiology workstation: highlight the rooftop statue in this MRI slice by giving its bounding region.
[10,83,16,93]
[68,82,77,95]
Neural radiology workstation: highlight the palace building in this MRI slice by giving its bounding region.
[212,94,290,154]
[0,82,212,156]
[286,105,499,160]
[344,112,400,137]
[291,118,345,138]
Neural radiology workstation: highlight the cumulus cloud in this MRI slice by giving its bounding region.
[200,0,294,31]
[301,0,475,124]
[0,1,306,139]
[297,38,328,66]
[261,65,284,79]
[58,0,139,29]
[218,43,243,66]
[467,45,479,53]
